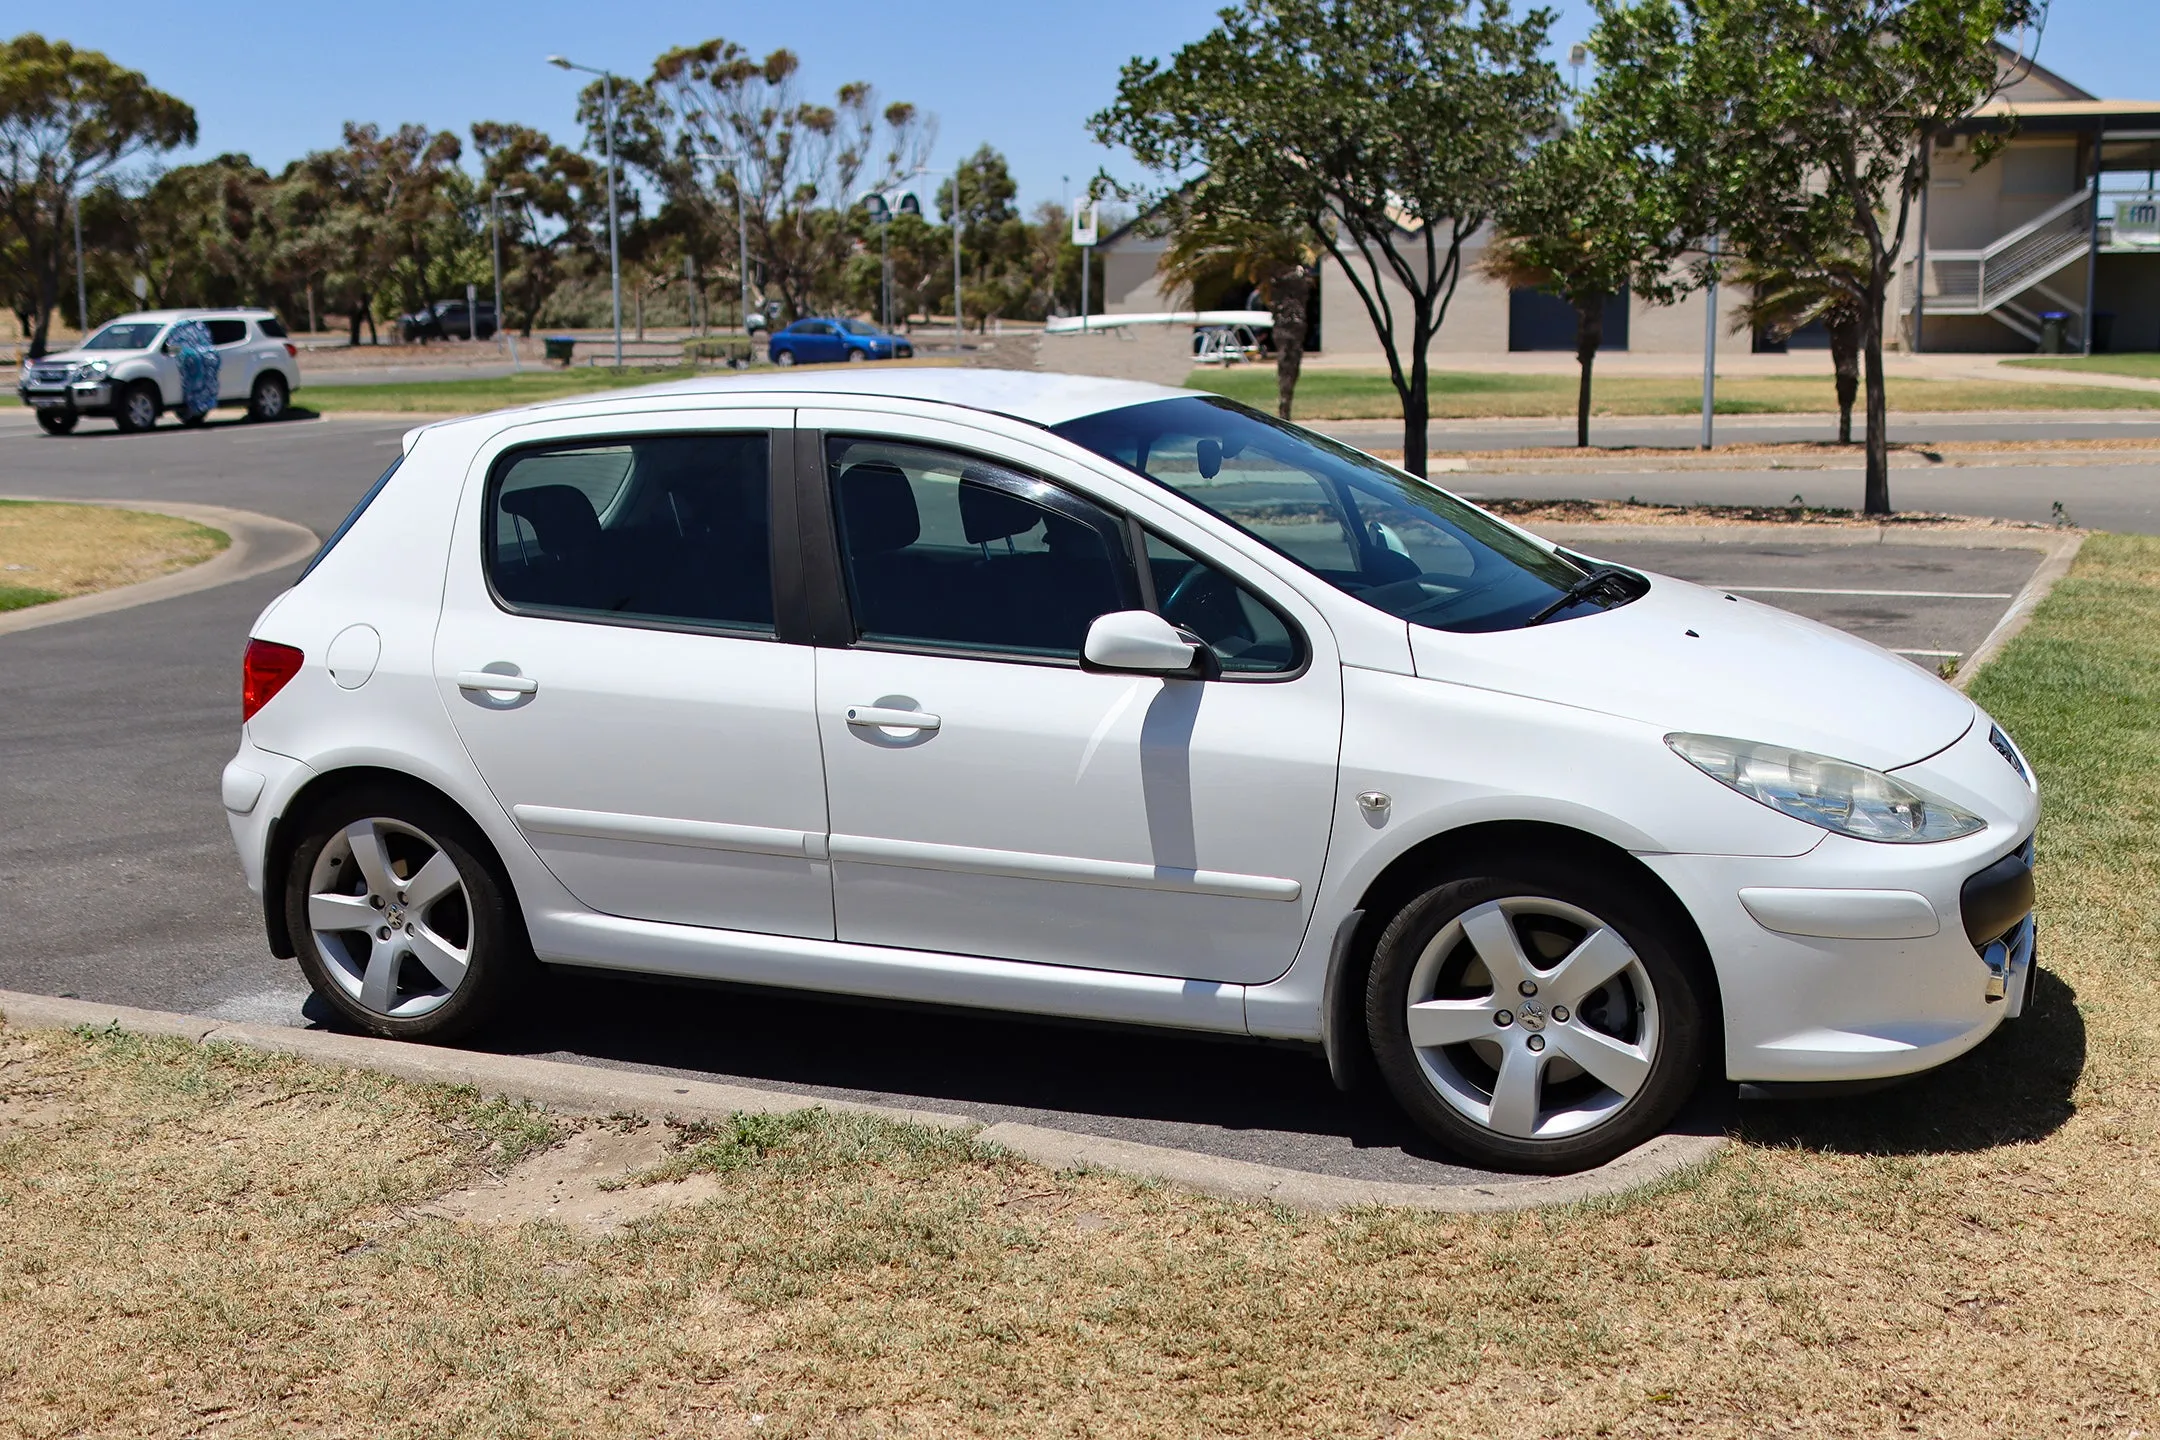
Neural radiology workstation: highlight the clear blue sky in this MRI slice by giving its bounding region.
[33,0,2160,212]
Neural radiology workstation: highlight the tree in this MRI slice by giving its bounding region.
[0,34,195,354]
[78,155,290,316]
[618,38,932,321]
[1588,0,2041,513]
[471,122,603,335]
[287,123,470,344]
[1733,253,1867,444]
[1482,125,1678,447]
[1155,183,1318,420]
[1095,0,1561,477]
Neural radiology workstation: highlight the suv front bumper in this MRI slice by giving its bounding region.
[19,378,115,414]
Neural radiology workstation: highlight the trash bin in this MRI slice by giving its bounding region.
[2038,312,2068,354]
[543,335,577,366]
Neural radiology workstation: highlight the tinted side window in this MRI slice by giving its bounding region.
[488,433,774,632]
[1145,533,1302,675]
[256,317,289,338]
[205,320,250,346]
[828,436,1135,660]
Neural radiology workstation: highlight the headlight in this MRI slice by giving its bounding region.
[1666,733,1986,843]
[74,360,108,380]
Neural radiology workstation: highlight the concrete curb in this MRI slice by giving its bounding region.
[1524,520,2077,551]
[0,496,319,637]
[1953,530,2086,687]
[0,989,1725,1213]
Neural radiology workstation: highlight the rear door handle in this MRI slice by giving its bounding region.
[458,670,538,695]
[845,705,939,732]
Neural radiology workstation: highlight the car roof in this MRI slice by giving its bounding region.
[541,367,1191,428]
[97,308,277,324]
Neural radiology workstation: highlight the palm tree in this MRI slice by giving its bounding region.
[1155,190,1317,420]
[1732,258,1867,444]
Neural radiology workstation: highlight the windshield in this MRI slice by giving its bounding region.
[1052,395,1633,633]
[82,322,165,351]
[837,318,881,335]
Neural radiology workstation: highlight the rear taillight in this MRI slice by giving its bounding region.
[284,342,297,357]
[242,639,304,721]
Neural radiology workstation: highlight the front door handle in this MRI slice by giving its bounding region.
[458,670,539,695]
[845,705,939,732]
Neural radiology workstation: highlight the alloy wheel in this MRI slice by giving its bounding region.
[305,816,473,1019]
[1403,896,1660,1141]
[124,388,158,430]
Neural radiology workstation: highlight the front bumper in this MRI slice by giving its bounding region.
[19,379,114,413]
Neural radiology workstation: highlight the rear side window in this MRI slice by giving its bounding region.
[256,317,289,338]
[486,433,774,633]
[300,456,403,582]
[205,319,250,346]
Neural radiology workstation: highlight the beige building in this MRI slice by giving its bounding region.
[1096,51,2160,360]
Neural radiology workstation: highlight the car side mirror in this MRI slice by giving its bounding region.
[1082,610,1218,679]
[161,342,177,357]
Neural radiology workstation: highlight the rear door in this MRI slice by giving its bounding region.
[432,408,834,938]
[203,318,255,400]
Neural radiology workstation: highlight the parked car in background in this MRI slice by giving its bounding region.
[401,299,499,342]
[16,309,299,434]
[767,317,913,365]
[223,370,2040,1175]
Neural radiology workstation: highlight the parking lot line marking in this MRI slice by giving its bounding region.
[1721,585,2016,600]
[1893,648,1963,658]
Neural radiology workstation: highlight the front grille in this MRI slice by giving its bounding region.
[1989,725,2028,782]
[26,366,71,385]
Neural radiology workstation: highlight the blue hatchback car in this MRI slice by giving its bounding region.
[767,317,914,366]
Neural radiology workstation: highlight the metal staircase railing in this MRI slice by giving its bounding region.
[1899,189,2094,335]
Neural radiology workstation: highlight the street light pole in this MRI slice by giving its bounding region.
[73,188,88,337]
[951,158,964,342]
[548,56,622,367]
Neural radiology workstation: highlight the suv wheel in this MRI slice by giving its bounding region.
[247,372,289,422]
[113,382,160,433]
[285,787,528,1042]
[35,409,77,435]
[1364,857,1709,1174]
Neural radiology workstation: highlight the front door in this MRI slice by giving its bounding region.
[804,417,1342,985]
[433,411,834,938]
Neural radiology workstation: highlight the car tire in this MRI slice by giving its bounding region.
[1364,855,1709,1174]
[247,373,289,422]
[846,349,867,363]
[112,382,160,433]
[284,784,529,1043]
[773,348,796,366]
[35,409,77,435]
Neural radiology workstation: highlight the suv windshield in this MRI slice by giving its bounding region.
[1052,395,1638,633]
[82,322,165,351]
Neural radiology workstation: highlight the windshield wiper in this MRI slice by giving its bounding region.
[1527,566,1637,626]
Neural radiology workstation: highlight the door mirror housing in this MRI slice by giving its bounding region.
[1082,610,1217,679]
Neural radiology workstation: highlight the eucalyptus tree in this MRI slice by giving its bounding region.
[1095,0,1562,476]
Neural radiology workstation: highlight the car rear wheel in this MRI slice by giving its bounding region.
[113,382,160,433]
[285,787,528,1042]
[35,409,77,435]
[1364,857,1709,1174]
[773,348,797,366]
[247,373,289,422]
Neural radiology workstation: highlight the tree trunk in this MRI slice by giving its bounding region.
[348,307,364,347]
[1861,276,1891,515]
[1828,314,1861,445]
[28,245,58,358]
[1269,267,1312,421]
[1574,297,1605,449]
[1400,321,1432,478]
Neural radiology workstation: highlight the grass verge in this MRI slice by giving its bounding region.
[301,366,708,414]
[2003,353,2160,382]
[1191,365,2160,419]
[3,541,2158,1435]
[0,499,227,611]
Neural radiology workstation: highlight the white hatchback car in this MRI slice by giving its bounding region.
[223,371,2040,1172]
[18,308,299,434]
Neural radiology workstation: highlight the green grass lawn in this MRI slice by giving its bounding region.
[301,366,709,414]
[2002,353,2160,382]
[0,581,61,612]
[1190,366,2160,420]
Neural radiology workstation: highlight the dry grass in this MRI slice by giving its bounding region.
[0,500,227,612]
[4,540,2160,1437]
[1472,496,2058,531]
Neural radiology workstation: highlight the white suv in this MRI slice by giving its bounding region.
[221,370,2041,1173]
[17,308,300,434]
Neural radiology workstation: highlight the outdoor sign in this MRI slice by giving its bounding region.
[2114,198,2160,247]
[1072,200,1100,248]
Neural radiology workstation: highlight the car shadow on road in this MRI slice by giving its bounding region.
[1735,965,2085,1156]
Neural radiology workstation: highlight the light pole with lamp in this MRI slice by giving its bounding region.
[72,184,88,339]
[489,185,527,372]
[866,168,927,330]
[688,151,754,339]
[547,55,622,368]
[951,157,965,342]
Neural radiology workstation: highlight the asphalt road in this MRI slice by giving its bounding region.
[0,409,2057,1185]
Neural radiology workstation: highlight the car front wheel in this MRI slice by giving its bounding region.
[35,408,78,435]
[772,348,796,366]
[248,373,289,422]
[113,382,160,433]
[285,787,527,1042]
[1364,857,1709,1174]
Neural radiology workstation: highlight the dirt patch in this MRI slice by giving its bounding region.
[1428,437,2160,462]
[419,1121,726,1233]
[1474,496,2061,530]
[0,500,227,611]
